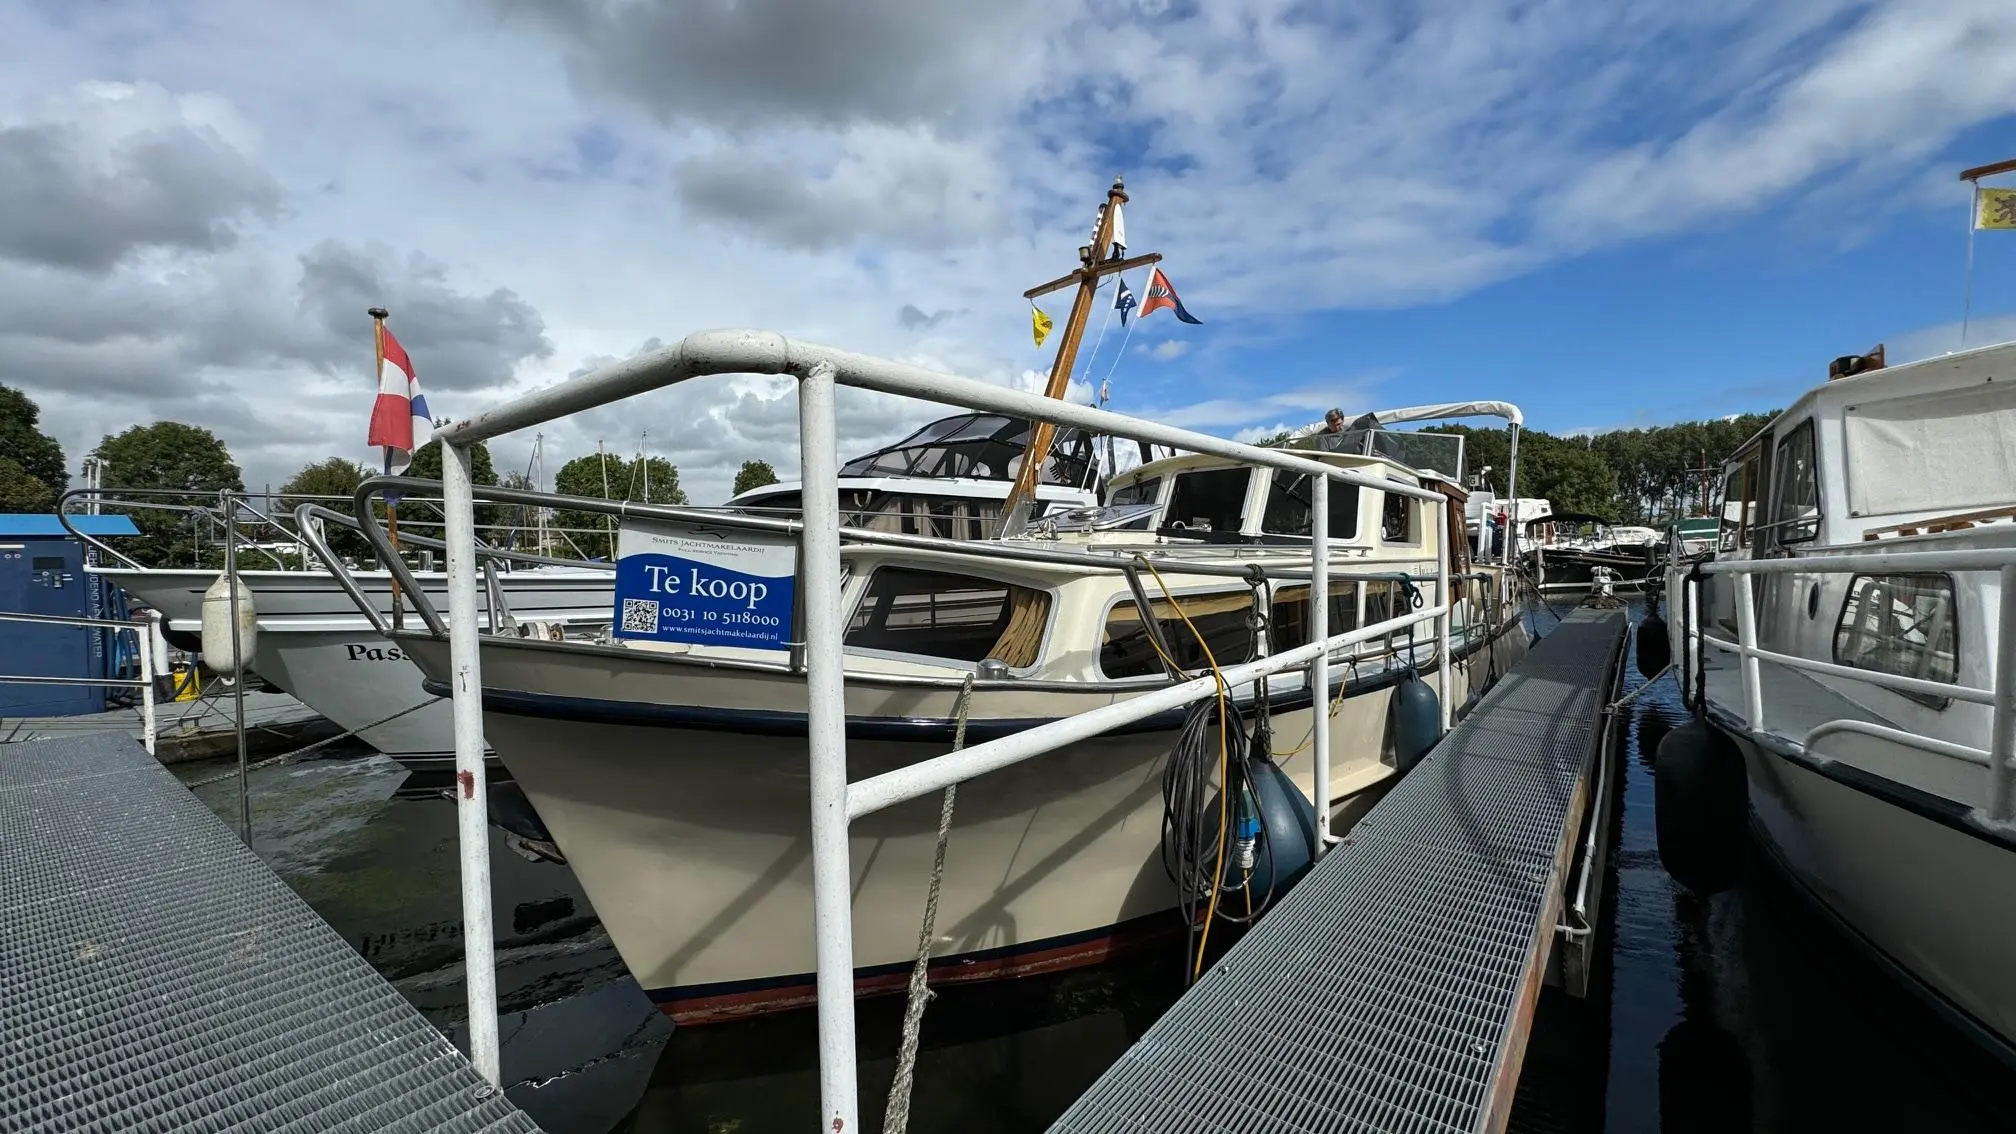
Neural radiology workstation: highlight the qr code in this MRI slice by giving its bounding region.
[621,597,659,634]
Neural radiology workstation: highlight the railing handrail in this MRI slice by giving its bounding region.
[418,329,1484,1111]
[1701,546,2016,575]
[0,610,162,754]
[347,475,1461,641]
[435,330,1449,505]
[845,601,1452,819]
[1683,551,2015,826]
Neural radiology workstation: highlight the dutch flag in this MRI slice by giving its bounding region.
[367,325,432,475]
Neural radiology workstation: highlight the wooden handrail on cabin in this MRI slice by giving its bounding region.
[1862,504,2016,541]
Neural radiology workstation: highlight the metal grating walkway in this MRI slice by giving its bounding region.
[0,731,541,1133]
[1051,608,1625,1134]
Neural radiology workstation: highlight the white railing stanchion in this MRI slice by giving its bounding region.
[137,617,156,757]
[1435,502,1453,733]
[800,362,862,1134]
[1733,571,1764,730]
[1310,475,1332,852]
[1988,564,2016,822]
[441,440,501,1086]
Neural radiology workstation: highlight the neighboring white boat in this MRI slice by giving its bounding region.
[1660,340,2016,1060]
[393,440,1532,1023]
[97,564,612,771]
[74,412,1107,772]
[728,411,1100,537]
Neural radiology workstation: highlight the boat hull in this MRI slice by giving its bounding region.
[96,567,611,768]
[406,621,1529,1023]
[1723,724,2016,1056]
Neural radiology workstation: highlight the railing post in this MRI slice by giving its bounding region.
[1310,475,1332,853]
[137,615,156,758]
[1987,565,2016,822]
[800,361,861,1134]
[441,439,501,1086]
[1733,570,1764,730]
[1435,498,1453,732]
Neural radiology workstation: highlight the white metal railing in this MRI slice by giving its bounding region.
[423,329,1483,1120]
[0,610,165,755]
[1690,548,2016,825]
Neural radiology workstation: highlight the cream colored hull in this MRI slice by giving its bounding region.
[414,623,1528,1020]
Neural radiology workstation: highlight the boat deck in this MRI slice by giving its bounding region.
[0,730,539,1133]
[1049,607,1626,1134]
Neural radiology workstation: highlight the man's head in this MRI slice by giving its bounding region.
[1323,408,1345,432]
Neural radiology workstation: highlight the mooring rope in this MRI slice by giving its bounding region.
[882,672,975,1134]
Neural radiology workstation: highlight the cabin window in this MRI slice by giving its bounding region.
[1164,469,1251,534]
[1769,421,1821,544]
[1110,476,1161,507]
[845,567,1050,668]
[1260,472,1360,539]
[1380,487,1416,543]
[1269,583,1360,652]
[1100,591,1256,678]
[1833,574,1957,706]
[1719,454,1759,552]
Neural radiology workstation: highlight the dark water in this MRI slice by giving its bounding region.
[176,604,2016,1132]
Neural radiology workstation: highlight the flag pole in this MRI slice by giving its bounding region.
[1958,157,2016,349]
[1964,181,1980,349]
[1001,176,1162,534]
[370,306,405,626]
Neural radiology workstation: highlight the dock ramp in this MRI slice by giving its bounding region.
[0,731,540,1132]
[1051,607,1626,1134]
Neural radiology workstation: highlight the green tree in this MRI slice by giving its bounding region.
[93,422,243,565]
[0,456,55,511]
[281,457,371,562]
[626,455,687,506]
[0,385,68,498]
[551,450,689,558]
[732,459,779,496]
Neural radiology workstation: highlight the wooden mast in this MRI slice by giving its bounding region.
[999,176,1162,535]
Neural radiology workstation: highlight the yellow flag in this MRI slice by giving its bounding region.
[1979,187,2016,230]
[1031,306,1054,347]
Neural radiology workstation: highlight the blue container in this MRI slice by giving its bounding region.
[0,514,142,717]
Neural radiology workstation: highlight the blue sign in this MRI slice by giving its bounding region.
[612,519,797,650]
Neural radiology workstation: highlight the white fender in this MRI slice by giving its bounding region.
[200,574,258,676]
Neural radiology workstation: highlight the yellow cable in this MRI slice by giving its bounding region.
[1138,559,1232,982]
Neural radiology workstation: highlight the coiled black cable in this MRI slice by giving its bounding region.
[1160,698,1281,981]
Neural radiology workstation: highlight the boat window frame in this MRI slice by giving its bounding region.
[1108,474,1164,509]
[1095,584,1259,680]
[1378,480,1422,548]
[840,562,1059,674]
[1259,470,1362,542]
[1161,466,1259,538]
[1831,572,1959,710]
[1765,418,1823,547]
[1718,448,1761,552]
[1268,579,1405,662]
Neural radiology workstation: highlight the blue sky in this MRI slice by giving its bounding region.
[4,0,2015,500]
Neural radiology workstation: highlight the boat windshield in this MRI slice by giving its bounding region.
[1289,428,1464,481]
[838,413,1096,487]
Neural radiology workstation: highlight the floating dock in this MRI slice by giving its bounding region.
[0,730,540,1132]
[1051,607,1626,1134]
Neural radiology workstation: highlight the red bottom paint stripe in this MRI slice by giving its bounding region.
[651,915,1179,1026]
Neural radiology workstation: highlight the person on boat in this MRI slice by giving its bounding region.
[1323,408,1346,433]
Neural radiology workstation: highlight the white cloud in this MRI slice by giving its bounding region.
[3,0,2016,509]
[1887,310,2016,364]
